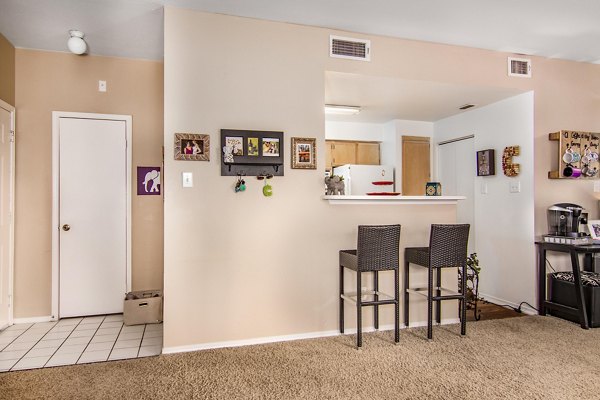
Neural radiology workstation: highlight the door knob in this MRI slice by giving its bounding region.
[62,224,71,231]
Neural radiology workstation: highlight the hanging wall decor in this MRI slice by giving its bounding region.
[476,149,495,176]
[291,137,317,169]
[502,146,520,177]
[174,133,210,161]
[548,130,600,179]
[220,129,284,176]
[137,167,161,195]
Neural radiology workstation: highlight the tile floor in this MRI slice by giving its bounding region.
[0,314,162,372]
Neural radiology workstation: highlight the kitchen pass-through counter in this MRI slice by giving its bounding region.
[322,195,466,205]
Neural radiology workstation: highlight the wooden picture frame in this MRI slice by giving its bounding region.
[588,220,600,239]
[291,137,316,169]
[476,149,495,176]
[174,133,210,161]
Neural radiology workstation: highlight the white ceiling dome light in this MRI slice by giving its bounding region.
[67,30,87,55]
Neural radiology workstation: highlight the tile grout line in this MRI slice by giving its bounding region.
[9,321,58,371]
[75,315,108,365]
[0,322,35,352]
[136,323,148,357]
[41,317,88,368]
[106,319,126,361]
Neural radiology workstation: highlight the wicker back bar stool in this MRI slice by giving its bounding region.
[403,224,470,340]
[339,224,401,348]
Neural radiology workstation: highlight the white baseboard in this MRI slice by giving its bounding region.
[162,318,460,354]
[13,316,56,324]
[480,293,537,315]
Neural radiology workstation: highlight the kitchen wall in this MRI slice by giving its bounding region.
[14,49,164,318]
[325,121,384,141]
[164,8,600,349]
[434,92,535,310]
[0,33,15,105]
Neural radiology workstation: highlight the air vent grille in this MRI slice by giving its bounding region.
[508,57,531,78]
[330,35,371,61]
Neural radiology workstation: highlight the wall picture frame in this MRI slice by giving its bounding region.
[291,137,316,169]
[588,220,600,239]
[174,133,210,161]
[476,149,495,176]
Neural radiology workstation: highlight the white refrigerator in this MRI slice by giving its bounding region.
[332,164,395,195]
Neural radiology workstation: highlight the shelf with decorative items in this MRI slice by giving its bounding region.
[221,129,284,177]
[548,130,600,179]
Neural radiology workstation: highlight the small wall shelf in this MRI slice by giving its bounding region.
[221,129,284,176]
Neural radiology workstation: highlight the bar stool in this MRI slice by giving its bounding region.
[404,224,470,340]
[339,224,401,348]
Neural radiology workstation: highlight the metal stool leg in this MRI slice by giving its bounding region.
[339,265,344,334]
[374,271,379,330]
[394,268,400,343]
[436,268,442,324]
[427,267,433,340]
[404,261,410,327]
[460,263,467,336]
[357,271,362,348]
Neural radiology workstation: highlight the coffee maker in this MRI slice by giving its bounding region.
[547,203,588,237]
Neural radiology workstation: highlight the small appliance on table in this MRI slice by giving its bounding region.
[543,203,592,245]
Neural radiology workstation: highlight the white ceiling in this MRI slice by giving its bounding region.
[0,0,594,123]
[1,0,600,63]
[325,72,525,123]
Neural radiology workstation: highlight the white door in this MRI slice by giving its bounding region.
[438,137,476,253]
[0,103,14,328]
[58,117,128,318]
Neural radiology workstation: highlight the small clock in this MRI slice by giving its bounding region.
[426,182,442,196]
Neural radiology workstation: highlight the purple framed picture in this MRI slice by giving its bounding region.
[137,167,161,195]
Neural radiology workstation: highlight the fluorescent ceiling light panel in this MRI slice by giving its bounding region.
[324,105,361,115]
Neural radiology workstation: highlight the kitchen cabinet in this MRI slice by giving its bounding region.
[326,140,380,169]
[402,136,430,195]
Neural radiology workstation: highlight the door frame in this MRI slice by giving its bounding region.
[51,112,132,320]
[0,99,15,328]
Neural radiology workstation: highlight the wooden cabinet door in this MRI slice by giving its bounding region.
[330,141,356,167]
[357,142,380,165]
[402,136,430,195]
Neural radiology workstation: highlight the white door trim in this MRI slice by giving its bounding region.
[0,99,15,328]
[51,112,132,320]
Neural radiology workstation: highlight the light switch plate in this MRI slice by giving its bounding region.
[509,180,521,193]
[481,182,488,194]
[182,172,193,188]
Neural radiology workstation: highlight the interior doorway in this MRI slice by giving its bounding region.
[52,112,132,319]
[0,100,15,330]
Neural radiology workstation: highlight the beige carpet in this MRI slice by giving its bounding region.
[0,316,598,400]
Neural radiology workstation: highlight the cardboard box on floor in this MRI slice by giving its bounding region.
[124,290,163,326]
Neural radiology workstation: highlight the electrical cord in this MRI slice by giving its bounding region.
[546,259,556,272]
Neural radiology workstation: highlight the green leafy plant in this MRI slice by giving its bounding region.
[466,252,480,275]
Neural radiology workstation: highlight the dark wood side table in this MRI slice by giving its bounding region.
[536,240,600,329]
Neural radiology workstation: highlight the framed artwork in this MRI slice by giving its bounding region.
[589,220,600,239]
[248,137,259,156]
[137,167,161,195]
[220,129,284,176]
[476,149,495,176]
[262,138,280,157]
[291,137,316,169]
[225,136,244,156]
[174,133,210,161]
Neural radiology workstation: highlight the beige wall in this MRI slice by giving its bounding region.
[0,33,15,105]
[14,49,164,318]
[164,9,600,349]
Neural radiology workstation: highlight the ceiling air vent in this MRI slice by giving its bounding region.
[330,35,371,61]
[508,57,531,78]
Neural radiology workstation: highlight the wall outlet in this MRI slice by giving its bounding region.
[594,181,600,193]
[509,180,521,193]
[98,80,107,92]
